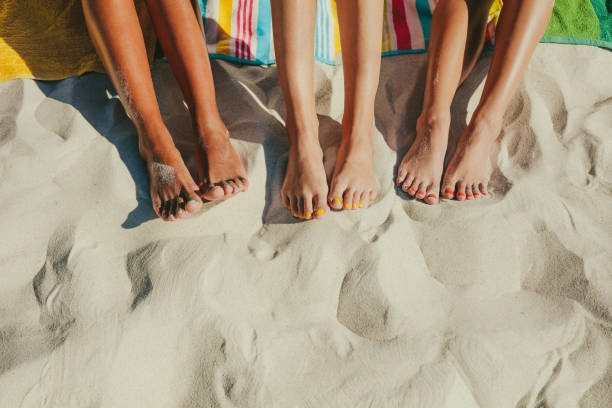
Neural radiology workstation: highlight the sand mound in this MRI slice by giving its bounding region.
[1,44,611,407]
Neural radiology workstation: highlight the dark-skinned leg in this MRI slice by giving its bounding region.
[327,0,383,211]
[442,0,554,201]
[145,0,248,201]
[271,0,329,220]
[82,0,203,221]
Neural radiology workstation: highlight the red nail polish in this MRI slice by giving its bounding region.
[457,192,465,196]
[427,194,436,199]
[444,189,454,195]
[482,192,487,196]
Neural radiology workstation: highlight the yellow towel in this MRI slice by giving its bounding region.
[0,0,156,82]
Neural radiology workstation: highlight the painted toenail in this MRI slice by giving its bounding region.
[457,193,465,197]
[293,212,299,217]
[209,185,219,190]
[444,189,454,195]
[306,212,312,218]
[163,214,168,218]
[333,198,342,204]
[177,209,183,214]
[427,194,436,199]
[344,204,350,208]
[358,203,363,208]
[482,192,487,196]
[418,191,425,195]
[352,203,357,209]
[187,199,196,204]
[315,209,325,215]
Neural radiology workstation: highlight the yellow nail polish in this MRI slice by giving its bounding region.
[358,203,363,208]
[344,203,350,208]
[293,212,298,217]
[315,209,325,215]
[306,212,312,218]
[334,198,342,204]
[352,203,357,209]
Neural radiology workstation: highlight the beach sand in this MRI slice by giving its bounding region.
[1,43,611,407]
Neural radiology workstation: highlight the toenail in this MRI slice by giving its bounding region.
[333,198,342,204]
[293,212,299,217]
[427,194,436,199]
[352,203,357,209]
[209,185,219,190]
[187,199,196,204]
[417,191,425,195]
[177,209,183,214]
[344,204,350,208]
[358,203,363,208]
[306,212,312,218]
[163,214,168,218]
[237,184,242,188]
[444,189,454,195]
[315,209,325,215]
[457,193,465,197]
[482,192,487,196]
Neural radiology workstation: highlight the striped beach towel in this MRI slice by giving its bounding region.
[199,0,612,65]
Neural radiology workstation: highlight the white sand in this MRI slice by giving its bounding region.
[1,44,611,407]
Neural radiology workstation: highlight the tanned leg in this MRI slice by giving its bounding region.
[327,0,384,211]
[82,0,203,220]
[442,0,554,201]
[271,0,329,220]
[396,0,493,204]
[145,0,248,201]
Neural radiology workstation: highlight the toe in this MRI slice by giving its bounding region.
[234,177,246,193]
[472,184,481,199]
[357,192,366,209]
[415,183,427,200]
[228,180,240,196]
[424,183,439,205]
[456,181,467,201]
[342,189,353,210]
[303,196,314,220]
[201,184,224,201]
[401,175,414,194]
[312,195,327,219]
[182,190,203,213]
[290,195,300,219]
[221,182,233,197]
[328,182,346,210]
[466,185,474,200]
[396,166,409,186]
[479,181,489,197]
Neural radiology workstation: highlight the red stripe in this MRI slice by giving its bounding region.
[392,0,412,50]
[236,0,243,58]
[246,0,254,59]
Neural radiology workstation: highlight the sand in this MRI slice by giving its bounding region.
[0,43,611,407]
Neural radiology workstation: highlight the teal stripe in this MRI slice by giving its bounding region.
[415,0,432,48]
[256,0,272,61]
[199,0,207,17]
[323,0,330,60]
[315,0,322,60]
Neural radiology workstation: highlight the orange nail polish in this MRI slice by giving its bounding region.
[444,189,454,195]
[457,192,465,197]
[427,194,436,199]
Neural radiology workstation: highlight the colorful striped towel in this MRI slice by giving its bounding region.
[199,0,612,65]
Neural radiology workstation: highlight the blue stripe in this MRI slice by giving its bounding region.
[256,0,272,61]
[322,0,328,60]
[415,0,433,48]
[315,0,322,60]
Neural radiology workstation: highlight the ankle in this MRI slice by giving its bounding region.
[417,108,451,130]
[466,110,503,144]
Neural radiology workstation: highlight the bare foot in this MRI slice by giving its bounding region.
[441,115,500,201]
[281,123,329,220]
[194,122,248,201]
[396,113,450,205]
[139,125,203,221]
[327,125,377,211]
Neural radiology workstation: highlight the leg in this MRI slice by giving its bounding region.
[144,0,248,201]
[442,0,554,200]
[396,0,492,204]
[272,0,329,220]
[82,0,203,221]
[327,0,384,211]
